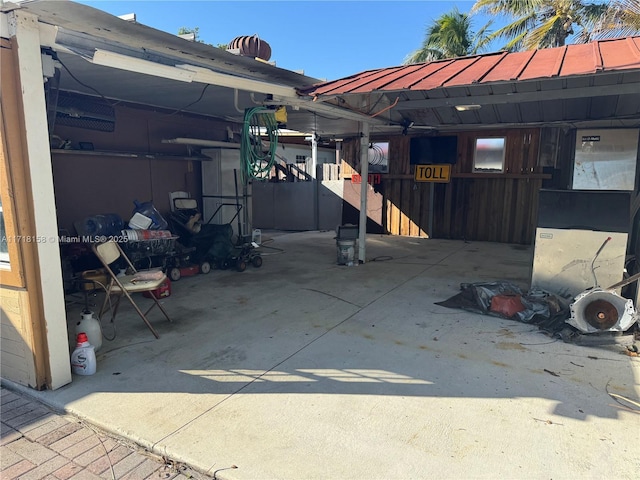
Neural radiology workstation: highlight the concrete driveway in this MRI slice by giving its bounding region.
[11,231,640,479]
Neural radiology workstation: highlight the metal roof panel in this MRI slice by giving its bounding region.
[380,61,454,90]
[519,48,565,80]
[411,57,480,90]
[305,72,377,96]
[559,43,600,76]
[598,37,640,69]
[443,52,508,86]
[349,64,425,93]
[304,37,640,97]
[479,50,536,82]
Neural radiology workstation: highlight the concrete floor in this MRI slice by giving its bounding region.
[14,231,640,479]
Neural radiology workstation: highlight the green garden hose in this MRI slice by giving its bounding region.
[240,107,279,184]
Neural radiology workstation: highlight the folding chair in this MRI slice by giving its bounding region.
[91,240,172,339]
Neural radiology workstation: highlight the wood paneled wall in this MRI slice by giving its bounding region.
[342,128,548,244]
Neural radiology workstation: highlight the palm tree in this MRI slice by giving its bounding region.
[470,0,611,50]
[588,0,640,40]
[404,8,491,64]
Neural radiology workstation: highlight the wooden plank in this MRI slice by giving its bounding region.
[467,178,480,240]
[512,178,529,244]
[524,178,543,244]
[409,180,424,237]
[399,179,410,235]
[481,178,494,241]
[483,179,495,241]
[500,178,515,243]
[340,139,358,178]
[449,179,461,239]
[389,136,410,175]
[388,178,401,235]
[382,179,390,234]
[451,178,464,240]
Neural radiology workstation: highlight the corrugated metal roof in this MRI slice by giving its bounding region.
[303,36,640,97]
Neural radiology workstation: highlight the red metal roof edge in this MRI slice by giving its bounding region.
[301,36,640,97]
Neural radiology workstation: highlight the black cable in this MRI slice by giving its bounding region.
[165,83,210,116]
[54,55,113,104]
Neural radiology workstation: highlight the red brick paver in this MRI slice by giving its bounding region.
[0,385,211,480]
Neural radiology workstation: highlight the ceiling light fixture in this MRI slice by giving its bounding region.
[455,104,482,112]
[92,50,195,83]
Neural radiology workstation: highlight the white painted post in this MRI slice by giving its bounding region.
[358,122,370,263]
[10,11,72,389]
[311,131,319,229]
[311,132,318,180]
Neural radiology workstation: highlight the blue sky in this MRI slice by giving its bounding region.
[81,1,499,80]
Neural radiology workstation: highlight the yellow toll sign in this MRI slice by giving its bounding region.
[414,164,451,183]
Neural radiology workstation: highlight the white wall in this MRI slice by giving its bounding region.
[274,144,335,165]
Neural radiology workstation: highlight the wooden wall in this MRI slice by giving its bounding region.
[341,128,549,244]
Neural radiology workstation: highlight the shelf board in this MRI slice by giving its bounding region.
[51,149,210,161]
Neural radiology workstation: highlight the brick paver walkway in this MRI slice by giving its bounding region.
[1,385,212,480]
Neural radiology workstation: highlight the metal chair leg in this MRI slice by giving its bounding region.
[121,290,160,339]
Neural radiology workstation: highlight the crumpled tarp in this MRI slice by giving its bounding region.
[435,281,570,334]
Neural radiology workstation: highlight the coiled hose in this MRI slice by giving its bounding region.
[240,107,278,184]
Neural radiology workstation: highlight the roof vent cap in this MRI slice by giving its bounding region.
[227,35,271,61]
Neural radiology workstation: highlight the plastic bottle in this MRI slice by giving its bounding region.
[70,333,97,375]
[75,310,102,352]
[81,213,124,236]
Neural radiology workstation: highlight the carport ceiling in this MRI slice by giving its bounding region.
[7,0,364,137]
[8,1,640,139]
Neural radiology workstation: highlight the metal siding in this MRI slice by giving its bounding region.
[494,103,520,123]
[437,108,461,125]
[541,99,564,123]
[590,95,619,119]
[615,93,640,116]
[563,97,590,120]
